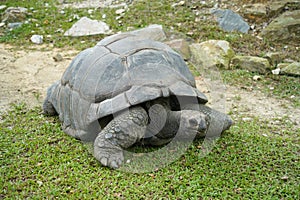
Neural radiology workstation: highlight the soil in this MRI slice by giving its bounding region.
[1,43,299,129]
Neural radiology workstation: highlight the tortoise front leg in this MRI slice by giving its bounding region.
[93,106,148,169]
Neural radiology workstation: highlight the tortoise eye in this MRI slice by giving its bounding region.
[189,118,198,126]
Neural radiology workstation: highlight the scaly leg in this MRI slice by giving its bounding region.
[93,106,148,168]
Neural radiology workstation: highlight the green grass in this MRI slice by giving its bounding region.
[1,0,300,199]
[1,104,299,199]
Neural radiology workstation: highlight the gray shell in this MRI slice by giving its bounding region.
[47,33,208,140]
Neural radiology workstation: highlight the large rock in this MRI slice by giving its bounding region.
[263,52,284,66]
[1,7,28,23]
[64,17,111,36]
[165,39,191,60]
[260,10,300,42]
[129,24,166,41]
[211,9,250,33]
[268,0,300,18]
[190,40,235,69]
[280,62,300,76]
[231,56,272,74]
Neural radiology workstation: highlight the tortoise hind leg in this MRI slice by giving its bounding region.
[94,106,148,169]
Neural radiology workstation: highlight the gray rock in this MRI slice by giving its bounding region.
[280,62,300,76]
[190,40,235,69]
[7,22,23,29]
[260,10,300,42]
[115,8,126,14]
[253,75,262,81]
[64,17,111,36]
[30,35,43,44]
[2,7,28,23]
[53,54,63,62]
[231,56,272,74]
[165,39,191,60]
[211,9,250,33]
[129,24,166,41]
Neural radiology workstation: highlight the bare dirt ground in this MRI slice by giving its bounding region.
[0,43,299,129]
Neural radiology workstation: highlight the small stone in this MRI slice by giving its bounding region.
[37,180,43,186]
[55,28,64,33]
[115,8,125,15]
[253,75,261,81]
[0,5,7,11]
[53,53,63,62]
[30,34,43,44]
[272,68,280,75]
[8,22,23,29]
[0,22,5,27]
[281,176,289,181]
[172,1,185,7]
[242,117,252,122]
[178,1,185,6]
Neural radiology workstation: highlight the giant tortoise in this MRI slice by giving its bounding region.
[43,33,232,169]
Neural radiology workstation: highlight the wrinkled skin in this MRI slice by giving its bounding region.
[93,98,232,169]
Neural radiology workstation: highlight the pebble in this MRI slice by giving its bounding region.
[115,8,125,14]
[0,5,7,10]
[53,53,63,62]
[272,68,280,75]
[8,22,23,29]
[253,75,261,81]
[30,34,43,44]
[242,117,252,122]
